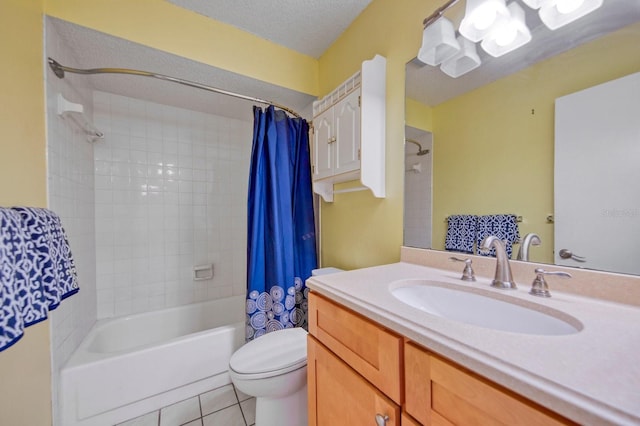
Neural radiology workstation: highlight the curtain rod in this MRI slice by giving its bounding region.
[47,58,302,119]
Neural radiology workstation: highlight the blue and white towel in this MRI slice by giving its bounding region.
[476,214,520,258]
[0,207,79,351]
[445,215,478,254]
[0,209,28,351]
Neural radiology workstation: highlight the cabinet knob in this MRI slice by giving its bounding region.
[375,414,389,426]
[328,136,337,144]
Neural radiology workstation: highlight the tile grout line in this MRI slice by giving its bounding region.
[232,385,249,426]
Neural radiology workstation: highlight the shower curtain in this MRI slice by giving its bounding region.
[246,106,317,341]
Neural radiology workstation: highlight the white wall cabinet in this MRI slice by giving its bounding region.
[313,89,361,181]
[311,55,386,202]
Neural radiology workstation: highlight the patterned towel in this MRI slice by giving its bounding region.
[476,214,520,258]
[0,209,28,351]
[0,207,79,352]
[445,215,478,254]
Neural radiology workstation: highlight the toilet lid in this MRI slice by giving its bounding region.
[229,327,308,379]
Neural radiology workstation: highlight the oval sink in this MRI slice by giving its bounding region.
[391,280,581,335]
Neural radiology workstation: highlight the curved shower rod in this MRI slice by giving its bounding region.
[47,58,302,119]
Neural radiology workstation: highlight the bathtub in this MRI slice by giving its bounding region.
[60,296,246,426]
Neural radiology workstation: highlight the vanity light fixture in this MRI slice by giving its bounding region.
[536,0,604,30]
[417,0,604,78]
[418,17,461,66]
[459,0,511,42]
[440,35,482,77]
[481,2,532,57]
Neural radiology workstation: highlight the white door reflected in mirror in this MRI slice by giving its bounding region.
[554,71,640,276]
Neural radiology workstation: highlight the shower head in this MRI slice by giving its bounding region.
[405,138,430,156]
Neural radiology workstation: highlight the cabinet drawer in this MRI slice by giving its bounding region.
[308,336,400,426]
[404,342,575,426]
[308,292,402,403]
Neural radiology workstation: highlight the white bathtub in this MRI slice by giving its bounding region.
[60,296,246,426]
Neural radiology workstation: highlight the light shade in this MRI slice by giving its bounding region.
[417,17,461,66]
[539,0,604,30]
[440,35,482,78]
[459,0,510,42]
[521,0,548,8]
[481,2,532,57]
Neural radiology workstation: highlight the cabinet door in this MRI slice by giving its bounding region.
[313,108,334,180]
[308,336,400,426]
[334,90,361,175]
[404,342,575,426]
[308,292,402,403]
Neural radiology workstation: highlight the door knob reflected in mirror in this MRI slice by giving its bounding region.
[558,249,586,262]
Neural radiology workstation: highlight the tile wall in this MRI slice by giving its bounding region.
[404,135,433,249]
[45,21,98,425]
[92,91,252,318]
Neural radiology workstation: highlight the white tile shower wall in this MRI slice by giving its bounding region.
[45,19,98,426]
[93,92,252,318]
[404,139,433,249]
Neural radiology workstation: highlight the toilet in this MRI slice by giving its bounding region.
[229,267,343,426]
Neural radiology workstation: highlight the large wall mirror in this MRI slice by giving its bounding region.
[404,2,640,276]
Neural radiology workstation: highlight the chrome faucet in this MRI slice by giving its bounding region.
[480,236,517,289]
[449,257,476,281]
[516,233,541,261]
[529,268,572,297]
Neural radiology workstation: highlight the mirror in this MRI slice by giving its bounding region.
[404,2,640,275]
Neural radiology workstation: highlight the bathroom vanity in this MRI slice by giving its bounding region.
[306,248,640,426]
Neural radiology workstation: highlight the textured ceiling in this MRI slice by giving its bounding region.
[407,1,640,106]
[165,0,374,58]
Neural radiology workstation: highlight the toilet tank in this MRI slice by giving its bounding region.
[311,267,344,276]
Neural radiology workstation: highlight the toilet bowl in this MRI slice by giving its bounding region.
[229,327,308,426]
[231,268,344,425]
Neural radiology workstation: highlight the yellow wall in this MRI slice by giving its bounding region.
[44,0,319,96]
[406,97,434,132]
[0,0,53,425]
[431,22,640,264]
[318,0,432,269]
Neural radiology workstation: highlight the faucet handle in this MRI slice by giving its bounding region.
[449,257,476,282]
[530,268,572,298]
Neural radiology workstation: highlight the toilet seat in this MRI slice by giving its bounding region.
[229,327,308,380]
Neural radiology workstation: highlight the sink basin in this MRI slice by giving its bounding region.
[391,280,581,335]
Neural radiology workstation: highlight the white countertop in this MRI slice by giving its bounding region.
[306,262,640,426]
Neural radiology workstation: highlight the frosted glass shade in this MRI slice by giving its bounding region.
[417,17,461,66]
[539,0,603,30]
[481,2,532,57]
[459,0,510,42]
[521,0,549,8]
[440,36,482,78]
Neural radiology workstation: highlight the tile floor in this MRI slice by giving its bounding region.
[115,384,256,426]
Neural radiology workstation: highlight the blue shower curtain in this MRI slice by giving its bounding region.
[246,106,317,341]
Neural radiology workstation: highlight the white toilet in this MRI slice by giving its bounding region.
[229,267,343,426]
[229,327,309,426]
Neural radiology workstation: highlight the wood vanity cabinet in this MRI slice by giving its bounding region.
[307,292,402,426]
[404,342,576,426]
[308,292,576,426]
